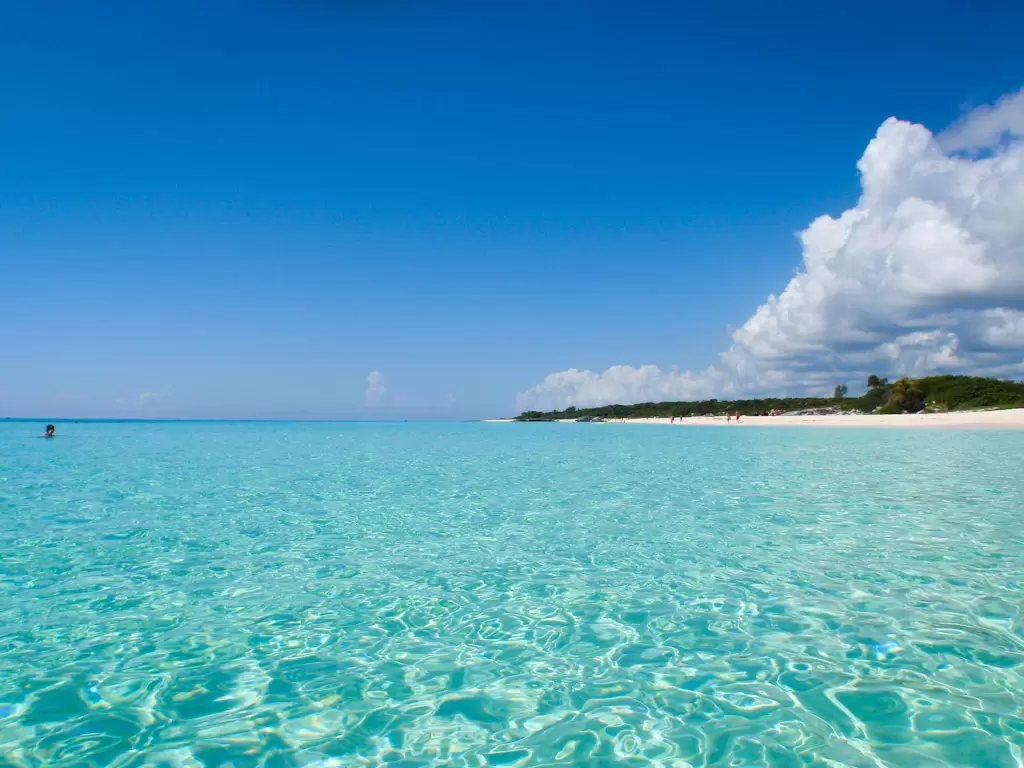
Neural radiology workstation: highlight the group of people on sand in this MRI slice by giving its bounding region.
[669,412,743,423]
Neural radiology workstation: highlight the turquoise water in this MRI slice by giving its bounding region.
[2,422,1024,767]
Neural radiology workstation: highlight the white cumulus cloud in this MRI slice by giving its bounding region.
[519,88,1024,412]
[365,370,387,404]
[939,88,1024,152]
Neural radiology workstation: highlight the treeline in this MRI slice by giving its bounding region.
[516,374,1024,421]
[863,374,1024,414]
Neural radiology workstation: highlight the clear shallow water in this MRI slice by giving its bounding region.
[2,422,1024,768]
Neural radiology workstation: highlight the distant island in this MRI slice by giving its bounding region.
[517,375,1024,421]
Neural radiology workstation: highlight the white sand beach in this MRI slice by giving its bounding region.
[611,409,1024,429]
[489,409,1024,429]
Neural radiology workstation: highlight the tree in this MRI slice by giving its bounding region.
[833,384,848,400]
[867,375,889,390]
[889,377,925,413]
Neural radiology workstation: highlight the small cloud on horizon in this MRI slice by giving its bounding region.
[365,370,387,404]
[138,392,161,408]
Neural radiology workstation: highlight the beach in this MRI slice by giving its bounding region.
[492,407,1024,429]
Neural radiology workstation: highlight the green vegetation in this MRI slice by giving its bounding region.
[878,374,1024,412]
[516,374,1024,421]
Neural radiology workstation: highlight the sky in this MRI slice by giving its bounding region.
[1,1,1022,419]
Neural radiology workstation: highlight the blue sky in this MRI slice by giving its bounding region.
[2,1,1023,419]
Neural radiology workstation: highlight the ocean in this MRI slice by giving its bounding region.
[2,421,1023,767]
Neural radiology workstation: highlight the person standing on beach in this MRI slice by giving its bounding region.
[735,411,741,423]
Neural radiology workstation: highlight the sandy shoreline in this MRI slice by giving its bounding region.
[485,409,1024,429]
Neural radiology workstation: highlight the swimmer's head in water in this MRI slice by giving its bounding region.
[45,424,55,436]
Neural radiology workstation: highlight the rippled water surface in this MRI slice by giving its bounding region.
[2,421,1024,767]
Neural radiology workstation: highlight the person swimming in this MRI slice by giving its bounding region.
[41,424,55,438]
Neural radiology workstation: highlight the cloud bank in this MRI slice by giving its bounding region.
[519,88,1024,412]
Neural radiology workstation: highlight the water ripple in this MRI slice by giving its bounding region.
[1,422,1023,766]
